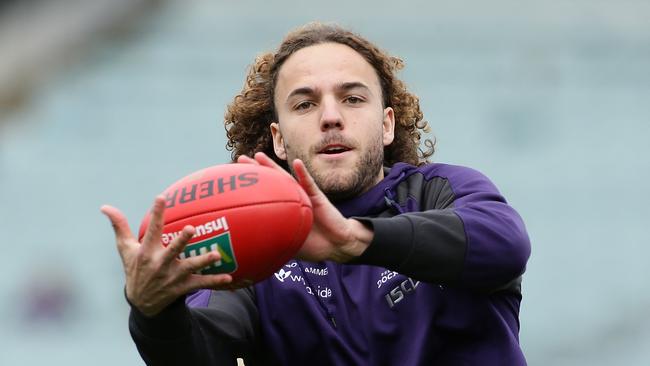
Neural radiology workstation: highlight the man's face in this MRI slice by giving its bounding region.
[271,42,395,201]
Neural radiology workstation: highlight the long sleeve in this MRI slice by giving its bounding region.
[354,164,531,292]
[128,287,264,365]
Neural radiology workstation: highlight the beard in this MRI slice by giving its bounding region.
[285,132,384,202]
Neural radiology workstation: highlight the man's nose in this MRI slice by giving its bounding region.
[319,98,344,132]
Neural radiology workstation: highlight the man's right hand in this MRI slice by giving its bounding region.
[101,196,233,317]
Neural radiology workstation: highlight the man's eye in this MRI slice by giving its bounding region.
[345,96,363,104]
[295,101,314,110]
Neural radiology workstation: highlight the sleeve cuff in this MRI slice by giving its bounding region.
[352,215,414,270]
[129,297,192,341]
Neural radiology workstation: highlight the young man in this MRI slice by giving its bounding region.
[102,23,531,365]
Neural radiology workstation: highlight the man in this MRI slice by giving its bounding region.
[102,23,531,365]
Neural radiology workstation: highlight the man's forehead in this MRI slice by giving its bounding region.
[276,43,381,96]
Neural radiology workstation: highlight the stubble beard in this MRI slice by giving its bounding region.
[286,134,384,203]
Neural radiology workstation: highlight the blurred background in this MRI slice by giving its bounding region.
[1,0,648,365]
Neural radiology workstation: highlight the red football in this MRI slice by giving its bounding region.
[138,163,312,288]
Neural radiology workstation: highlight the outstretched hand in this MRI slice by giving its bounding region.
[237,153,373,262]
[101,197,232,317]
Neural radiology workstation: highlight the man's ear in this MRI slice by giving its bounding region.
[270,122,287,160]
[382,107,395,146]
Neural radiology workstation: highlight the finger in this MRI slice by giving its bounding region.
[142,196,166,250]
[236,155,260,165]
[164,225,196,262]
[292,159,322,198]
[254,152,293,177]
[186,274,233,292]
[180,250,222,275]
[100,204,136,247]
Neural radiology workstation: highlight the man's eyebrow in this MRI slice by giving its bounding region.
[336,81,372,94]
[285,82,372,101]
[286,87,317,101]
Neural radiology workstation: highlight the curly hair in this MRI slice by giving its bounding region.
[225,22,434,168]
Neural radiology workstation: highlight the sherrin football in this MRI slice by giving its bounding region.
[138,163,313,288]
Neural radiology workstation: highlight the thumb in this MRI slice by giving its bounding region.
[292,159,323,199]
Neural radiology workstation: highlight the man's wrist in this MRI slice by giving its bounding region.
[334,219,373,262]
[125,285,173,318]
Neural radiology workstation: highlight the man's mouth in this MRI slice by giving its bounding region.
[318,144,352,155]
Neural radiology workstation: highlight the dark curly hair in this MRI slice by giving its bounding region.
[225,22,434,168]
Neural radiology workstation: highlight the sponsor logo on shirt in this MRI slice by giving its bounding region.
[377,270,399,288]
[384,278,420,308]
[274,268,291,282]
[376,270,424,308]
[304,267,328,276]
[274,262,332,298]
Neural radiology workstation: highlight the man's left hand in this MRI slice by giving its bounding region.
[237,152,373,262]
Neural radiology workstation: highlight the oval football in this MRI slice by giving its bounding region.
[138,163,313,288]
